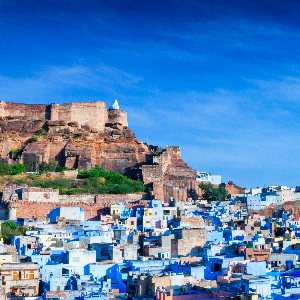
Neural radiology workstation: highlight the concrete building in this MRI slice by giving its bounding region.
[196,172,222,185]
[1,262,40,300]
[171,228,207,257]
[66,248,96,266]
[277,189,294,206]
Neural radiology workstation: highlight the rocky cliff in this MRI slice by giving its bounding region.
[0,111,156,173]
[0,101,199,202]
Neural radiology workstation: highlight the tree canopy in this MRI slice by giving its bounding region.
[199,182,228,201]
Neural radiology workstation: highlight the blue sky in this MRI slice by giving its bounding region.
[1,0,300,188]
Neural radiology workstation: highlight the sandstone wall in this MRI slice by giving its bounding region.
[95,193,148,203]
[171,228,207,256]
[50,101,108,131]
[107,109,128,127]
[142,165,163,184]
[153,146,181,173]
[59,195,95,203]
[3,195,150,221]
[175,217,204,228]
[0,101,113,132]
[22,187,60,202]
[220,183,246,195]
[0,101,49,119]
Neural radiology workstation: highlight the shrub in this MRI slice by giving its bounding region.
[10,164,27,175]
[31,135,39,142]
[11,148,18,154]
[39,159,58,172]
[0,163,11,175]
[35,129,48,136]
[1,221,28,244]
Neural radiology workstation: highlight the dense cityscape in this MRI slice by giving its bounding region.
[1,1,300,299]
[0,100,298,300]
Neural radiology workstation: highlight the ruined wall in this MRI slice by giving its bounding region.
[0,101,49,119]
[153,146,181,173]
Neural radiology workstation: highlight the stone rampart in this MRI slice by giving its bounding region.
[0,101,49,119]
[50,101,108,131]
[142,165,163,184]
[1,196,150,220]
[59,195,95,203]
[22,187,60,202]
[107,109,128,127]
[153,146,181,173]
[95,193,148,203]
[1,184,149,220]
[0,101,128,132]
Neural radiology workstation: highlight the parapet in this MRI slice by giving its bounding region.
[107,109,128,127]
[0,100,128,132]
[50,101,108,131]
[0,101,49,120]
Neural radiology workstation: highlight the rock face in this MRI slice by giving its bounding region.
[0,100,199,202]
[0,102,153,173]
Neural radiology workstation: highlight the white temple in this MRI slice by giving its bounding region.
[112,99,119,110]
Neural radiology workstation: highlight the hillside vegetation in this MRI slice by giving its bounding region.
[0,163,146,195]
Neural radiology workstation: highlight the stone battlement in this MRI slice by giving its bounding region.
[0,100,127,131]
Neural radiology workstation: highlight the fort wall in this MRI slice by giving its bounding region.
[2,197,149,221]
[142,165,163,185]
[107,109,128,127]
[0,101,128,132]
[1,184,149,220]
[0,101,49,119]
[50,101,108,131]
[153,146,181,174]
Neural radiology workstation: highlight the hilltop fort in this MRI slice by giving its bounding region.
[0,100,199,206]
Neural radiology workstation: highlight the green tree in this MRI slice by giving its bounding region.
[10,164,27,175]
[11,148,19,154]
[199,182,228,201]
[39,159,58,172]
[31,135,39,142]
[35,128,48,136]
[1,221,28,244]
[0,163,11,175]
